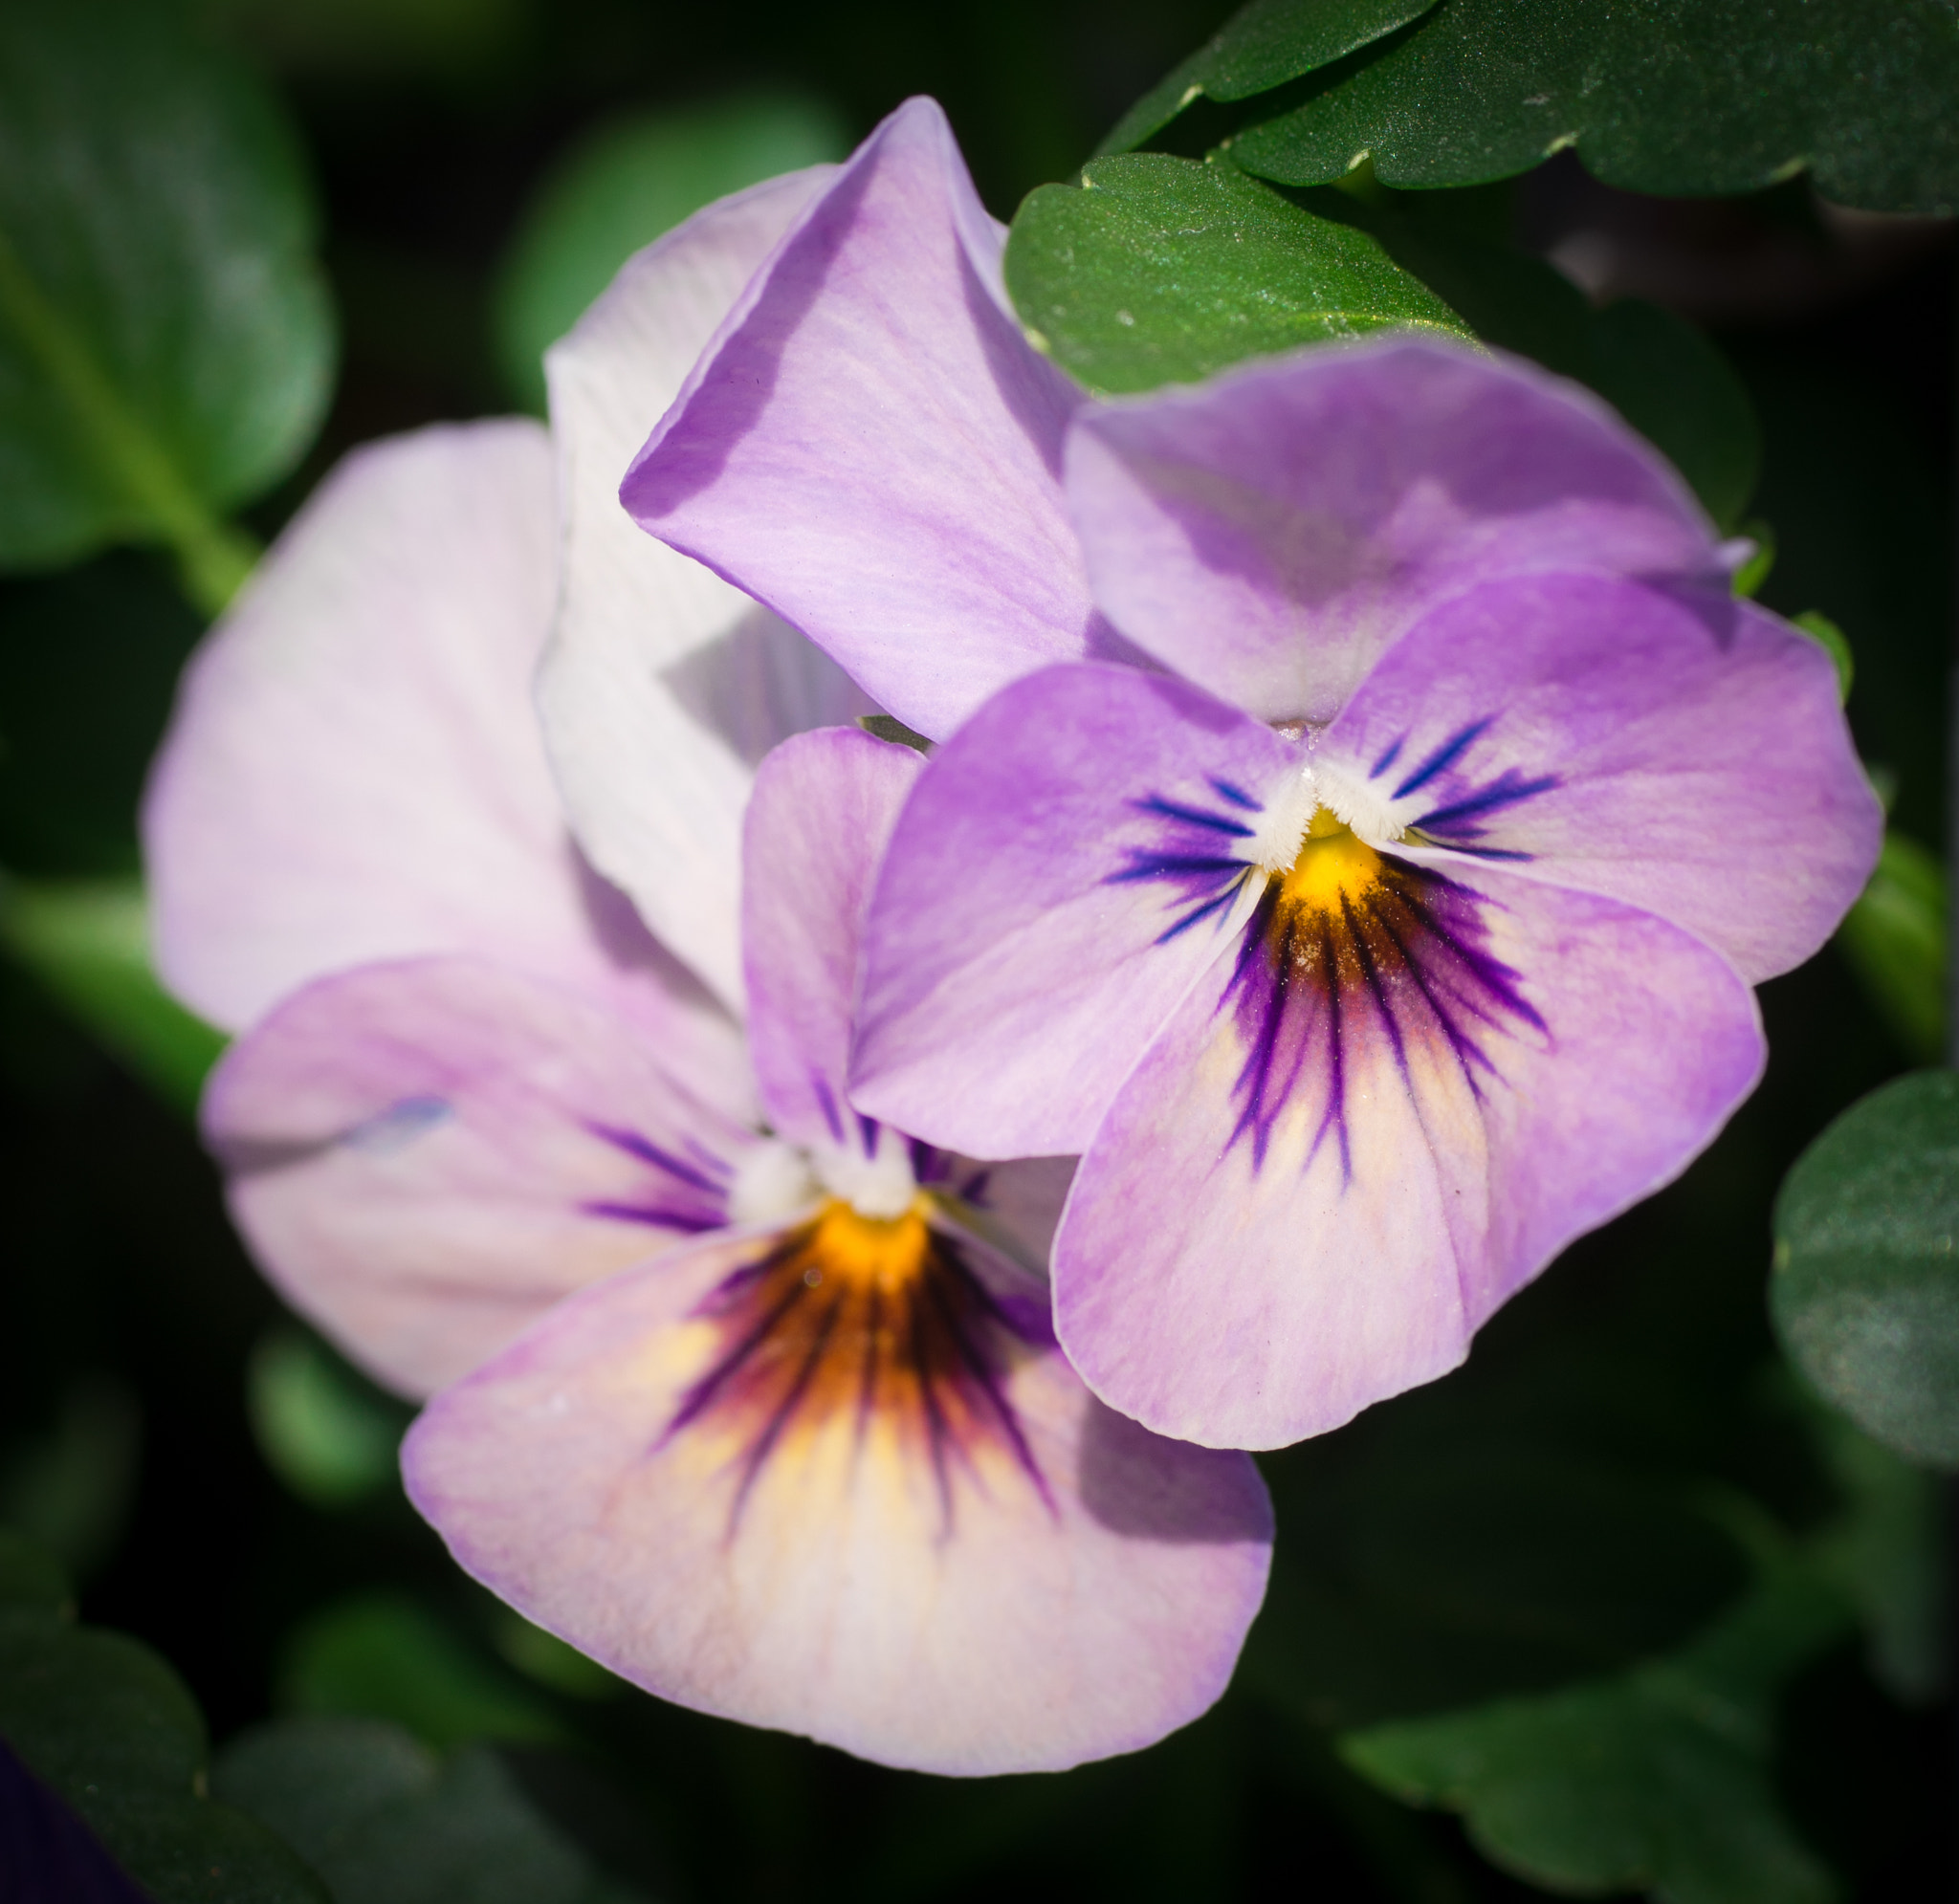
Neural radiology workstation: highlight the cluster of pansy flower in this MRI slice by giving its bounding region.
[144,97,1879,1774]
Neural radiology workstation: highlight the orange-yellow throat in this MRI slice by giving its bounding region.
[1275,806,1384,922]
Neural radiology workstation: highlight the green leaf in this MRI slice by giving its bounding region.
[1792,610,1853,704]
[1772,1071,1959,1467]
[1342,1565,1846,1904]
[1729,520,1775,600]
[0,1586,328,1901]
[494,89,848,413]
[0,0,335,609]
[0,876,227,1114]
[278,1593,565,1751]
[1097,0,1443,157]
[1834,832,1947,1064]
[247,1328,410,1510]
[213,1718,654,1904]
[1004,153,1467,396]
[1198,0,1959,214]
[1799,1400,1948,1704]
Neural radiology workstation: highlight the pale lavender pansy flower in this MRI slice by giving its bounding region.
[143,197,1272,1771]
[616,97,1883,1450]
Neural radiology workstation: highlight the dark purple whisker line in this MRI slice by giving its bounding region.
[911,1298,957,1531]
[586,1120,728,1197]
[1343,890,1413,1093]
[852,1285,884,1455]
[856,1110,880,1157]
[1156,882,1243,945]
[727,1296,841,1537]
[810,1075,845,1145]
[1371,734,1406,777]
[581,1200,722,1232]
[924,1265,1053,1517]
[1107,849,1246,885]
[1419,771,1558,833]
[1131,793,1255,837]
[1304,914,1352,1186]
[1209,776,1261,810]
[1393,716,1493,799]
[665,1255,809,1441]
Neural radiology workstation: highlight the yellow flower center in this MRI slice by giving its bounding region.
[799,1195,934,1295]
[1275,806,1383,922]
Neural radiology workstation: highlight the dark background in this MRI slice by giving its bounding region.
[0,1,1950,1896]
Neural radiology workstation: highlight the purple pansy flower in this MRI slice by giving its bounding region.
[143,187,1271,1773]
[615,98,1883,1450]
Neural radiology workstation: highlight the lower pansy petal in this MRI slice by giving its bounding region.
[1319,573,1882,982]
[852,663,1293,1157]
[206,957,759,1398]
[404,1210,1273,1775]
[1055,861,1763,1450]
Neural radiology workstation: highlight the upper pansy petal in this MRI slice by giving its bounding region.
[403,1215,1272,1774]
[205,956,758,1398]
[1318,575,1882,982]
[143,421,713,1045]
[622,96,1104,741]
[1056,860,1763,1450]
[1065,338,1723,725]
[741,727,924,1149]
[851,664,1292,1158]
[539,169,872,1014]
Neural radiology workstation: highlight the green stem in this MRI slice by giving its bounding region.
[0,225,258,616]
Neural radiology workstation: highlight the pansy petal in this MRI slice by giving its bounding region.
[851,664,1292,1158]
[950,1154,1078,1275]
[539,169,872,1013]
[1318,574,1882,983]
[403,1216,1272,1774]
[205,957,759,1398]
[741,727,925,1148]
[1056,863,1763,1450]
[623,96,1103,740]
[143,421,715,1048]
[1065,339,1723,725]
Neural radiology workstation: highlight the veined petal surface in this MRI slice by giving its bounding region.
[404,1216,1272,1773]
[1055,862,1763,1449]
[623,97,1105,741]
[742,727,924,1150]
[1316,575,1882,982]
[539,169,870,1014]
[206,957,759,1398]
[144,422,717,1048]
[1065,339,1723,725]
[852,665,1290,1157]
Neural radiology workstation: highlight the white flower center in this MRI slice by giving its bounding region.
[1245,757,1406,874]
[725,1126,921,1228]
[812,1128,919,1220]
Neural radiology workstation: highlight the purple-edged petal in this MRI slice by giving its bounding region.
[741,726,924,1148]
[539,169,873,1013]
[143,422,714,1044]
[403,1217,1271,1774]
[205,957,758,1398]
[1316,574,1882,983]
[1065,339,1724,725]
[851,664,1293,1158]
[1054,862,1763,1450]
[623,97,1104,741]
